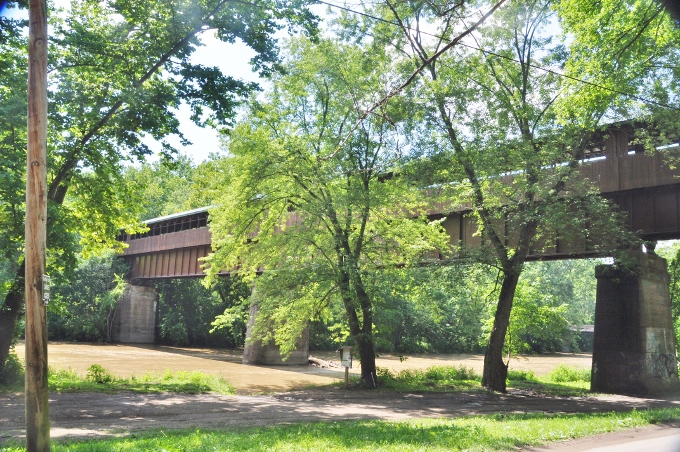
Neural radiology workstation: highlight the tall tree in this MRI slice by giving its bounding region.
[204,38,446,386]
[0,14,30,372]
[0,0,317,374]
[377,0,676,391]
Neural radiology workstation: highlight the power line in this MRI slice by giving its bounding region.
[315,0,680,112]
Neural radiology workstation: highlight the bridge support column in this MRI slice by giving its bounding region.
[111,284,157,344]
[592,250,679,395]
[243,303,309,365]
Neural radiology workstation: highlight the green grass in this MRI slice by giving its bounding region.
[548,364,592,383]
[3,408,679,451]
[47,365,234,395]
[508,365,591,396]
[375,365,481,391]
[369,364,592,396]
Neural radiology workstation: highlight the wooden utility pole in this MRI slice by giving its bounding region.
[25,0,50,450]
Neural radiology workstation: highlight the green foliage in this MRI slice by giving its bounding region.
[86,364,115,384]
[0,29,26,270]
[156,276,250,348]
[48,366,234,395]
[662,242,680,347]
[505,285,570,354]
[48,252,129,343]
[368,0,653,390]
[548,365,591,383]
[366,266,493,354]
[0,0,319,372]
[10,409,680,451]
[483,259,598,355]
[506,370,536,382]
[555,0,680,126]
[0,349,24,391]
[123,155,216,221]
[205,36,447,377]
[337,362,589,396]
[310,260,595,355]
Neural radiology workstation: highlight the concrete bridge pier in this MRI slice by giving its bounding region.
[592,250,679,395]
[111,283,157,344]
[243,303,309,365]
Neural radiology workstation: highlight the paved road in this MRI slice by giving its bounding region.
[528,422,680,451]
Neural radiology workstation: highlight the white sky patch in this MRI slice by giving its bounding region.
[140,33,264,165]
[142,5,331,165]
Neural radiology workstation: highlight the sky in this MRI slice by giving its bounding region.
[144,34,262,164]
[144,4,331,164]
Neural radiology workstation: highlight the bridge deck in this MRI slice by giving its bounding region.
[120,126,680,279]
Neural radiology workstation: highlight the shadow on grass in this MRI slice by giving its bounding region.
[508,379,591,397]
[49,380,216,394]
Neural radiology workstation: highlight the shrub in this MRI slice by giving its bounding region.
[424,365,478,381]
[548,364,591,383]
[0,351,24,390]
[85,364,115,384]
[376,366,396,382]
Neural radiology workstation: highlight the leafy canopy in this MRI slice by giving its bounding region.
[205,37,447,359]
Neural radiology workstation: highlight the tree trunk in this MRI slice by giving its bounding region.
[337,266,377,388]
[355,332,377,388]
[0,262,25,374]
[481,269,521,392]
[352,268,378,388]
[339,291,377,387]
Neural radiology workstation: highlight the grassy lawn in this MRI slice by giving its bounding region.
[3,364,234,395]
[2,362,591,396]
[373,364,592,396]
[47,364,235,394]
[3,408,679,451]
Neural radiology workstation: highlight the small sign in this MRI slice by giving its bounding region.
[41,274,50,305]
[338,346,352,368]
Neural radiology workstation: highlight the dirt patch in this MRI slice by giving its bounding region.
[3,386,680,445]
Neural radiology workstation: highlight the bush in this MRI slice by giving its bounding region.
[548,364,591,383]
[424,365,478,381]
[0,351,24,390]
[85,364,115,384]
[376,366,396,382]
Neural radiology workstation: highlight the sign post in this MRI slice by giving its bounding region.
[338,346,352,389]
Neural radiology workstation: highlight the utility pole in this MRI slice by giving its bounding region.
[25,0,50,450]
